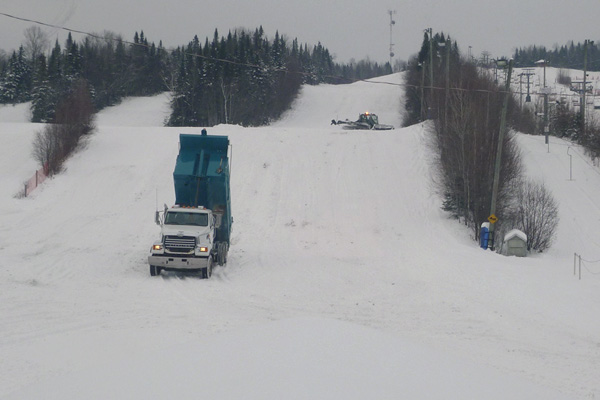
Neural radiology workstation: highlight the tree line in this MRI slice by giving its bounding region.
[0,26,392,127]
[513,41,600,70]
[404,32,558,252]
[0,28,166,122]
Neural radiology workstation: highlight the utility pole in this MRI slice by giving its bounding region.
[544,83,549,145]
[494,58,508,85]
[388,10,396,68]
[536,60,550,145]
[488,59,513,250]
[544,62,549,146]
[425,28,434,119]
[420,62,425,121]
[445,37,451,129]
[494,63,498,84]
[582,40,592,133]
[519,73,523,108]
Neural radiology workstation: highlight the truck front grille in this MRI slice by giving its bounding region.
[164,235,196,253]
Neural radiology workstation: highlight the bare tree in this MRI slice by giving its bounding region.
[31,78,96,177]
[54,79,96,135]
[509,179,559,252]
[23,26,50,63]
[428,59,523,239]
[31,124,62,175]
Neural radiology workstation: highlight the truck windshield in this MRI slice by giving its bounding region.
[165,212,208,226]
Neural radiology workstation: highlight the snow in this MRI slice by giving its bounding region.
[504,229,527,242]
[94,92,172,127]
[1,75,599,399]
[0,101,31,123]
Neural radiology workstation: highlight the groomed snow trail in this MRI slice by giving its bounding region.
[0,73,599,399]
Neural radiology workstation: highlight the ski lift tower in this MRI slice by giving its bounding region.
[535,59,551,144]
[388,10,396,67]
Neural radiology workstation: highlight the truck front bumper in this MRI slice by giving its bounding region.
[148,254,210,271]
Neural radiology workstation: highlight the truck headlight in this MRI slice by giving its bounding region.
[199,247,208,253]
[153,244,163,251]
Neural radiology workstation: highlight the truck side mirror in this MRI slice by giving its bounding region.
[155,211,161,225]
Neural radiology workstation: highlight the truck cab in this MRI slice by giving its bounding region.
[148,205,218,278]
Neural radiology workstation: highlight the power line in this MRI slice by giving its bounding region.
[0,11,402,86]
[2,11,599,98]
[0,11,288,73]
[1,12,108,43]
[0,11,511,93]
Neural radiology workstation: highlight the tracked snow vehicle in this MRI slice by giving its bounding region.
[331,112,394,130]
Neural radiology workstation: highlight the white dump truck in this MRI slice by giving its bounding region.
[148,133,232,278]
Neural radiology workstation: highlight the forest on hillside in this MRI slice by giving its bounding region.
[513,40,600,70]
[0,26,392,127]
[404,33,600,252]
[403,31,561,251]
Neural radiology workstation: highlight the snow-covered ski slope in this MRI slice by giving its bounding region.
[1,74,599,399]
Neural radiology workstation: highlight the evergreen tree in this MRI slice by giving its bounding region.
[1,47,32,103]
[1,25,388,123]
[64,33,82,83]
[31,54,55,122]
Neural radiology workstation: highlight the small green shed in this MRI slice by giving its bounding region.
[503,229,528,257]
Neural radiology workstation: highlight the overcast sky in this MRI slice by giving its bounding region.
[2,0,600,64]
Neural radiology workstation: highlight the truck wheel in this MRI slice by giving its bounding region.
[150,265,159,276]
[202,257,213,279]
[216,242,225,266]
[222,243,229,265]
[217,242,229,266]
